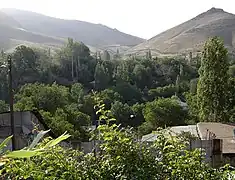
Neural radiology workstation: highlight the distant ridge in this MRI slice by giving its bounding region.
[1,8,144,48]
[127,7,235,56]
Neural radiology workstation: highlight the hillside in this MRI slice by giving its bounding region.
[127,7,235,56]
[0,11,21,28]
[0,24,65,51]
[2,8,144,48]
[0,11,65,51]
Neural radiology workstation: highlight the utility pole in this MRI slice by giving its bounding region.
[8,55,16,150]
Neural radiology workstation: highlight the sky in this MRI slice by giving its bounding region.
[1,0,235,39]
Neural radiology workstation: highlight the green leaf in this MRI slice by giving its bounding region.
[0,162,6,167]
[28,130,50,149]
[6,150,43,158]
[96,109,102,115]
[108,118,116,122]
[44,132,71,149]
[163,144,174,151]
[0,135,12,154]
[99,115,106,120]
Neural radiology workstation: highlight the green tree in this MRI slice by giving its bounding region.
[41,109,81,139]
[110,101,133,126]
[97,89,123,109]
[112,82,142,104]
[188,51,193,64]
[0,66,8,101]
[14,83,90,139]
[158,58,182,85]
[0,100,8,113]
[70,83,85,106]
[148,84,176,100]
[94,62,111,90]
[14,83,69,113]
[189,78,198,94]
[133,64,152,89]
[80,93,96,119]
[185,92,199,124]
[143,98,187,129]
[12,45,38,86]
[113,48,121,60]
[229,65,235,77]
[228,78,235,122]
[145,49,152,59]
[131,103,145,127]
[114,60,136,83]
[33,48,54,84]
[197,37,229,122]
[56,38,94,83]
[175,75,180,96]
[102,50,110,61]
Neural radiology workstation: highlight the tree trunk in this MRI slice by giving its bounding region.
[71,55,74,81]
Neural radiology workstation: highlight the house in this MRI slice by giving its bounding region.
[142,122,235,167]
[0,110,55,150]
[141,125,198,142]
[197,122,235,166]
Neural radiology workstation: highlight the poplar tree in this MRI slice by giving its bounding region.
[102,50,110,61]
[197,37,229,122]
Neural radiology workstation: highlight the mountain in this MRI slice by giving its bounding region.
[0,11,21,28]
[1,8,144,49]
[0,11,65,52]
[127,8,235,56]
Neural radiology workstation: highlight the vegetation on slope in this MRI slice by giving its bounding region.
[0,36,234,141]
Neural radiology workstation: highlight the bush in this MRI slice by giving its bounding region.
[3,126,234,179]
[0,100,8,113]
[148,84,176,100]
[2,101,235,179]
[143,97,187,128]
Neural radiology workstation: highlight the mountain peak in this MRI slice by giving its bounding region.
[194,7,226,20]
[206,7,225,14]
[127,7,235,56]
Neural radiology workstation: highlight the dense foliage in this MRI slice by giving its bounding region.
[0,36,234,141]
[1,99,235,179]
[0,39,198,139]
[0,100,8,113]
[197,37,229,122]
[2,124,235,179]
[0,35,235,179]
[0,131,71,179]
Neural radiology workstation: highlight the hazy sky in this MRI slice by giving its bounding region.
[1,0,235,39]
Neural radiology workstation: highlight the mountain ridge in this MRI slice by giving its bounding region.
[0,11,65,51]
[1,8,144,48]
[127,7,235,56]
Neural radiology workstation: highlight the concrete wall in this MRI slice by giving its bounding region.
[73,141,101,154]
[190,139,223,167]
[67,138,227,168]
[80,142,94,154]
[0,111,44,130]
[0,111,48,149]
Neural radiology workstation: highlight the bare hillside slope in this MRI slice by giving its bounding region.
[127,8,235,56]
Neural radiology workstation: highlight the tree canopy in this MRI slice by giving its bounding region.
[197,37,229,122]
[0,37,234,140]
